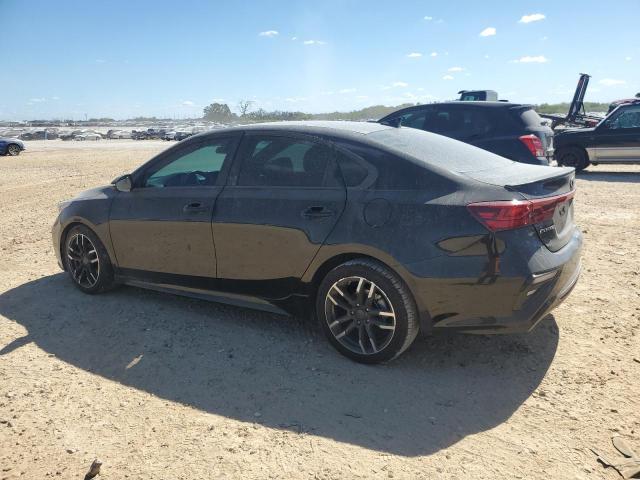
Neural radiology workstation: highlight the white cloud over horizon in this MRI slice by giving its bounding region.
[480,27,496,37]
[303,40,327,45]
[599,78,626,86]
[182,100,195,106]
[515,55,548,63]
[519,13,546,23]
[259,30,279,37]
[442,75,454,80]
[407,52,422,58]
[448,66,464,72]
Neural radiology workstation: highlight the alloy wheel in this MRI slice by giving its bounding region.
[7,145,20,156]
[67,233,100,288]
[324,276,396,355]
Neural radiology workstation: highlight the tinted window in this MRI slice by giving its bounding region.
[336,151,369,186]
[335,140,433,189]
[608,105,640,129]
[144,139,232,188]
[238,136,333,187]
[398,110,427,129]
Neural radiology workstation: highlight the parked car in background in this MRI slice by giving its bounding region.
[555,100,640,171]
[379,102,554,165]
[74,133,101,141]
[107,129,132,139]
[0,137,25,156]
[163,131,177,141]
[53,121,581,363]
[174,131,193,141]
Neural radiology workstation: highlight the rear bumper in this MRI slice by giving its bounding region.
[404,228,583,334]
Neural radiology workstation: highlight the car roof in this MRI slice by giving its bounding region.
[196,120,395,141]
[402,101,530,109]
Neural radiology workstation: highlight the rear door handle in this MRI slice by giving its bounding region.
[302,206,334,218]
[183,201,209,213]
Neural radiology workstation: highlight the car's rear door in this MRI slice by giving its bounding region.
[109,134,239,277]
[595,104,640,161]
[212,132,346,295]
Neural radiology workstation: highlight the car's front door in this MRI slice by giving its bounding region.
[595,104,640,162]
[109,135,239,277]
[212,132,346,296]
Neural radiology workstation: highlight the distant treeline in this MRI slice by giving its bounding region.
[12,100,615,126]
[534,102,610,114]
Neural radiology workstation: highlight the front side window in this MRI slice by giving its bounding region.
[398,110,427,129]
[238,136,334,187]
[144,138,233,188]
[607,105,640,129]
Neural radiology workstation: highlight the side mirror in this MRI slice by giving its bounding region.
[112,174,132,192]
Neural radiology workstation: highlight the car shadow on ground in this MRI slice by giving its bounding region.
[0,274,558,457]
[578,170,640,183]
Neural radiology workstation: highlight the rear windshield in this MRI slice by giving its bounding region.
[517,107,543,127]
[366,126,514,173]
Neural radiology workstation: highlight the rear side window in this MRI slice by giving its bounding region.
[237,136,334,187]
[335,140,433,189]
[336,151,369,186]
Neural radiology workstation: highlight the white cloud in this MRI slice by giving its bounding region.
[541,36,548,41]
[291,36,297,41]
[407,52,422,58]
[484,54,490,59]
[259,30,279,37]
[599,78,626,86]
[285,97,307,103]
[625,56,632,61]
[303,40,327,45]
[448,66,464,72]
[392,81,408,87]
[182,100,195,106]
[519,13,545,23]
[515,55,548,63]
[339,88,356,93]
[430,52,438,57]
[51,96,60,100]
[442,75,454,80]
[479,27,496,37]
[424,16,433,21]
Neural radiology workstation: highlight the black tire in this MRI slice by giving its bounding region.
[6,144,21,156]
[63,225,116,294]
[557,146,588,172]
[316,258,419,364]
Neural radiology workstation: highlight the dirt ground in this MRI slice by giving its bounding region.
[1,140,639,479]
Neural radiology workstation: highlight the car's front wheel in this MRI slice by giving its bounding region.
[316,259,419,364]
[6,144,21,156]
[63,225,116,294]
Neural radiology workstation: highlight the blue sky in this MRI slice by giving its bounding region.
[1,0,638,120]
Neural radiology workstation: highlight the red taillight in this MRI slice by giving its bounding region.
[519,134,545,157]
[467,191,575,232]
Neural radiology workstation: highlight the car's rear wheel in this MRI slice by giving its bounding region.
[64,225,116,294]
[6,144,21,156]
[557,146,588,172]
[316,259,419,364]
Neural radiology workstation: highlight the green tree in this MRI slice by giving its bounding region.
[203,103,234,122]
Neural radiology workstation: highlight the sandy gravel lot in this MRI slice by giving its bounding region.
[1,140,639,479]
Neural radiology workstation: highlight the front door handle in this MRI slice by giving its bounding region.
[302,206,334,218]
[183,202,209,213]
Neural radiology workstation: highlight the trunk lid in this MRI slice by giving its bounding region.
[464,165,576,252]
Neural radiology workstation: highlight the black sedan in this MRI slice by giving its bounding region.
[53,121,582,363]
